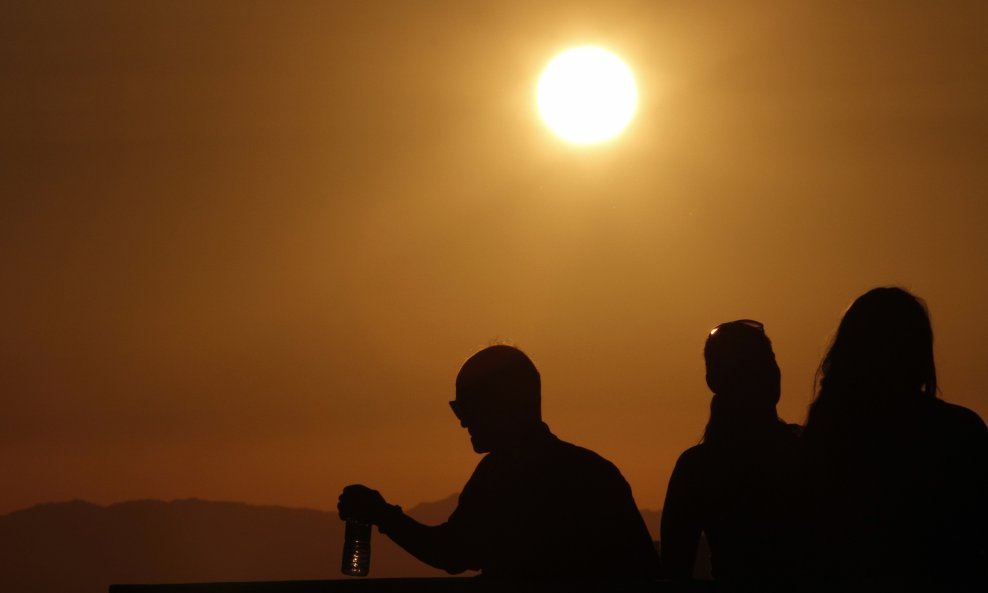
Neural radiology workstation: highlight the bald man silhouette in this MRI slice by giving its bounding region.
[338,345,659,580]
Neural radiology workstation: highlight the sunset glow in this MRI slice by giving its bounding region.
[2,5,988,590]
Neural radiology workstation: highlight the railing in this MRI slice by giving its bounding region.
[110,578,717,593]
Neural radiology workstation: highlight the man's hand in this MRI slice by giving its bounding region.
[338,484,392,525]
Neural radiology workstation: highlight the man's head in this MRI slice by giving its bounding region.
[450,345,542,453]
[704,319,781,407]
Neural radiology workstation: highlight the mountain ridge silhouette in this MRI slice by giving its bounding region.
[0,497,665,593]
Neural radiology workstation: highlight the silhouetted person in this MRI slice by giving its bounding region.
[661,320,800,588]
[338,345,659,580]
[801,287,987,589]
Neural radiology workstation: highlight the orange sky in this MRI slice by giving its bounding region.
[2,0,987,516]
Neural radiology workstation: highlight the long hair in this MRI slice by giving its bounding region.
[805,287,937,441]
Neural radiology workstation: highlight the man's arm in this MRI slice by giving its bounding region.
[338,484,475,574]
[377,506,473,574]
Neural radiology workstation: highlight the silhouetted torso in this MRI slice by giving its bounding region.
[425,423,659,579]
[662,421,801,585]
[802,396,987,587]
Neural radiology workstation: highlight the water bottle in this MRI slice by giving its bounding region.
[341,519,371,576]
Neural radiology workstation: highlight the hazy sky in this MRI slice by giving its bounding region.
[2,0,987,515]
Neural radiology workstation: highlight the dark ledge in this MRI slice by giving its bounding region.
[110,578,717,593]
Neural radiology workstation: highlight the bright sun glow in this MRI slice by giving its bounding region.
[537,46,638,145]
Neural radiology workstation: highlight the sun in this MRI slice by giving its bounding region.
[537,46,638,145]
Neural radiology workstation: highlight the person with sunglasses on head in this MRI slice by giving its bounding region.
[338,344,659,581]
[661,320,801,589]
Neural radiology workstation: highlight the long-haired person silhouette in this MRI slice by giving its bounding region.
[338,345,659,580]
[661,320,800,588]
[801,287,987,588]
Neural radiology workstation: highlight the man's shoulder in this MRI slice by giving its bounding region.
[551,436,611,461]
[549,437,626,477]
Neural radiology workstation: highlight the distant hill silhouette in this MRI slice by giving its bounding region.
[0,497,674,593]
